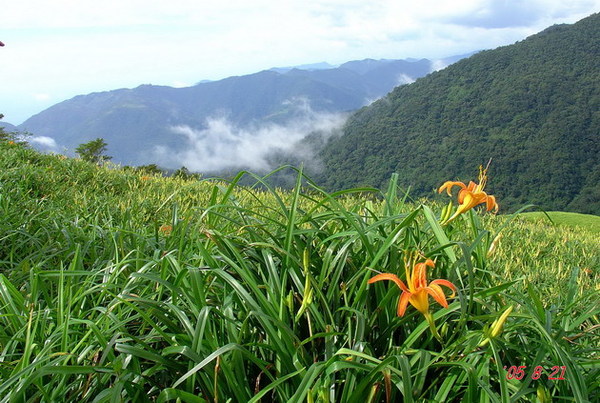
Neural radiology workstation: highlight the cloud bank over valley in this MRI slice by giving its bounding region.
[152,100,347,174]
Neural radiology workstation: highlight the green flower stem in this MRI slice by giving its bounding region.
[424,311,442,343]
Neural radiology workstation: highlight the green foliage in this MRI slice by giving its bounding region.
[519,211,600,234]
[320,13,600,215]
[134,163,165,176]
[173,166,201,181]
[75,137,112,165]
[485,213,599,304]
[0,114,29,146]
[0,143,598,401]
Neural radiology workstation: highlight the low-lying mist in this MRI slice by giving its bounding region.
[152,99,348,174]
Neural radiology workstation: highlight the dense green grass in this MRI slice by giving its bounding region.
[519,211,600,234]
[1,141,598,402]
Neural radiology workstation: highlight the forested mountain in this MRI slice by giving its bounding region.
[18,56,467,166]
[319,13,600,214]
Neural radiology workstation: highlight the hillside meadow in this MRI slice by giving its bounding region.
[0,140,598,402]
[520,211,600,235]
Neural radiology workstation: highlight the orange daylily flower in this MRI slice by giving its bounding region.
[438,165,499,223]
[159,224,173,235]
[368,257,456,317]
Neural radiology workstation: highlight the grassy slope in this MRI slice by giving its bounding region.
[1,142,598,401]
[487,214,600,297]
[1,143,595,302]
[520,211,600,234]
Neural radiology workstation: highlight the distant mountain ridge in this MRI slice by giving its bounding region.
[269,62,336,73]
[319,13,600,214]
[0,121,17,132]
[19,55,470,166]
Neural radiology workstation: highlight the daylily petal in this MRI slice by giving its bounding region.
[412,259,435,290]
[430,279,457,297]
[426,284,450,308]
[438,181,467,196]
[465,191,488,212]
[437,182,451,195]
[457,188,467,204]
[486,195,498,212]
[368,273,410,293]
[456,193,476,214]
[397,291,412,317]
[412,263,426,290]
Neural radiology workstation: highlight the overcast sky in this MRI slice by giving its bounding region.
[1,0,599,124]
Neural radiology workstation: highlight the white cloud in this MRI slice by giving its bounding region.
[29,136,58,151]
[430,60,449,72]
[152,99,347,172]
[397,74,416,85]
